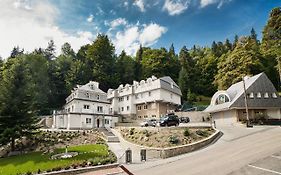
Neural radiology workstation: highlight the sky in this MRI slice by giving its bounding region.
[0,0,280,58]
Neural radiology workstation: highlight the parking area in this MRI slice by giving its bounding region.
[229,151,281,175]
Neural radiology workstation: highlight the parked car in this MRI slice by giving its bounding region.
[180,117,190,123]
[159,114,180,127]
[140,119,157,127]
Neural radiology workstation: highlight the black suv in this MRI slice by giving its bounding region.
[160,114,180,127]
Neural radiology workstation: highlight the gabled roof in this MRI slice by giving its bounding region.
[77,81,106,94]
[205,72,281,113]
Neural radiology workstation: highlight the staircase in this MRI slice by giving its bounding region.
[99,128,120,143]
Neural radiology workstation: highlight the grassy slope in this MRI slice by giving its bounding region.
[0,144,108,175]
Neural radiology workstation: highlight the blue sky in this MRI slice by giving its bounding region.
[0,0,280,58]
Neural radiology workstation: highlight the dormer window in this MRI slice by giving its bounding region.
[272,93,278,98]
[257,92,261,98]
[97,95,100,100]
[215,94,230,105]
[171,82,174,89]
[248,92,254,98]
[90,85,94,90]
[264,92,269,98]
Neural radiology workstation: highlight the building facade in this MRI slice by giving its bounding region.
[107,76,182,120]
[205,73,281,126]
[52,81,118,129]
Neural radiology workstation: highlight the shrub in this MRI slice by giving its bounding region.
[168,135,179,144]
[183,128,190,137]
[129,128,135,135]
[196,130,209,137]
[143,130,150,137]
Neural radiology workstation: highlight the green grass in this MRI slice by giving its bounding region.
[193,95,211,106]
[0,144,110,175]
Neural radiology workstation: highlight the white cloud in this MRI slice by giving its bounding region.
[0,0,95,58]
[163,0,190,16]
[124,1,129,7]
[13,0,32,10]
[200,0,230,8]
[133,0,145,12]
[110,18,128,29]
[139,23,167,45]
[113,23,167,55]
[87,14,94,22]
[200,0,217,8]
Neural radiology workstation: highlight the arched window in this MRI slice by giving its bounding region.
[215,94,230,105]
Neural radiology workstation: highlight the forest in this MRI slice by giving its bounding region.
[0,7,280,117]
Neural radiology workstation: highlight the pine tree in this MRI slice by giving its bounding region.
[44,40,56,60]
[135,44,143,81]
[261,7,281,89]
[168,43,176,58]
[10,46,24,58]
[0,57,39,150]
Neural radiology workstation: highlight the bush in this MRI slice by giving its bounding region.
[196,130,209,137]
[143,130,150,137]
[129,128,135,135]
[183,128,190,137]
[168,135,179,144]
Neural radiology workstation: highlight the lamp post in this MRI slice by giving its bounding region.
[242,77,252,128]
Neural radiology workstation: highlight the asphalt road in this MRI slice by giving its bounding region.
[124,125,281,175]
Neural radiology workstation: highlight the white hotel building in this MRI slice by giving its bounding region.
[53,76,182,129]
[108,76,182,120]
[52,81,118,129]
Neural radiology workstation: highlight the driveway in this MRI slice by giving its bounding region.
[123,124,281,175]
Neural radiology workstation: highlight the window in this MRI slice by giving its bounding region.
[127,96,129,100]
[144,105,148,110]
[264,92,269,98]
[84,105,90,109]
[249,92,254,98]
[215,94,230,105]
[71,106,74,112]
[135,94,139,99]
[85,92,90,98]
[86,118,92,124]
[148,92,151,96]
[110,108,112,112]
[272,93,278,98]
[171,82,174,88]
[137,106,142,110]
[127,106,130,111]
[97,95,100,100]
[97,106,103,112]
[257,92,261,98]
[105,119,109,124]
[144,115,148,118]
[138,116,142,119]
[121,107,124,111]
[152,115,156,118]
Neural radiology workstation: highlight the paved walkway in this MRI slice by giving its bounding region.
[78,167,124,175]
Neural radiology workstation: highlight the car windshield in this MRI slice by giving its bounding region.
[160,117,168,121]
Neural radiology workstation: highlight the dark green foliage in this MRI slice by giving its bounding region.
[195,130,209,137]
[168,135,179,144]
[0,56,40,150]
[183,128,190,137]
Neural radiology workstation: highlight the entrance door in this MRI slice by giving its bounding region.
[97,119,100,128]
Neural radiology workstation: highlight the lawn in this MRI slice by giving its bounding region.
[0,144,115,175]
